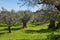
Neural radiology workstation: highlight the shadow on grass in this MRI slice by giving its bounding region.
[25,29,55,33]
[3,27,23,31]
[0,32,5,35]
[0,27,23,36]
[0,32,8,36]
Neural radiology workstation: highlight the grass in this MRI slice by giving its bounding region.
[0,23,60,40]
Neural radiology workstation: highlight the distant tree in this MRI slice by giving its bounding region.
[17,11,32,28]
[0,9,17,33]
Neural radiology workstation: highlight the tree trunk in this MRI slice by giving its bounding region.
[55,5,60,11]
[8,25,11,33]
[55,5,60,29]
[56,22,60,29]
[23,22,27,28]
[32,20,35,23]
[48,20,55,29]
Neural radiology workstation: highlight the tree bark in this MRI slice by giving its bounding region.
[8,25,11,33]
[55,5,60,29]
[55,5,60,11]
[48,20,55,29]
[23,22,27,28]
[56,22,60,29]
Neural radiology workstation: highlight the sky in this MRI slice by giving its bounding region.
[0,0,43,12]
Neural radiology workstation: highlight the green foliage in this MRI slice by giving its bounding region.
[46,32,60,40]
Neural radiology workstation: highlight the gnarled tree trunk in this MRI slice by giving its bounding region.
[55,5,60,29]
[56,22,60,29]
[23,22,27,28]
[8,25,11,33]
[48,19,55,29]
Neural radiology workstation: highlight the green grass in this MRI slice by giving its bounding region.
[0,23,60,40]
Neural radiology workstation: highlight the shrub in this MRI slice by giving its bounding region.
[46,32,60,40]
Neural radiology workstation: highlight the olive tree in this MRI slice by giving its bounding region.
[33,6,58,29]
[17,11,32,28]
[18,0,60,29]
[0,10,17,33]
[40,0,60,29]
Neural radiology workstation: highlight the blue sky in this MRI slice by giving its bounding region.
[0,0,43,12]
[0,0,19,11]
